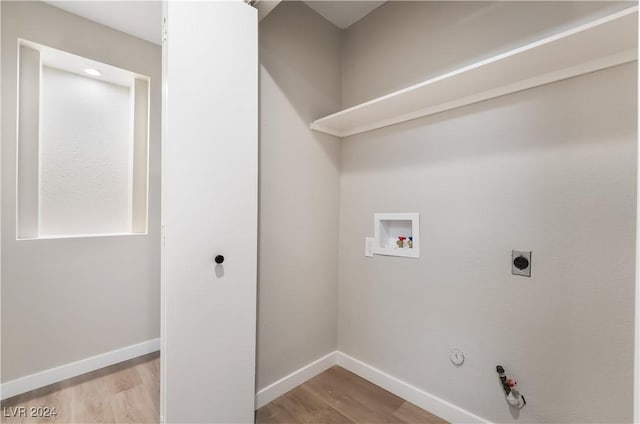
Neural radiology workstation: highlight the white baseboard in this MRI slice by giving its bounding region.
[255,350,490,423]
[255,351,338,409]
[336,352,491,424]
[1,338,160,400]
[4,344,490,423]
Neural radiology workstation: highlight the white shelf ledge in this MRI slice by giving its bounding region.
[310,7,638,138]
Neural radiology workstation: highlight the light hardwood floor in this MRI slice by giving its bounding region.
[1,352,159,424]
[2,357,446,424]
[256,366,448,424]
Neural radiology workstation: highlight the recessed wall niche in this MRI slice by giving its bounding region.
[373,213,420,258]
[17,40,150,239]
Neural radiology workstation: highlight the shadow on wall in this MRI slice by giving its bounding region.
[340,1,637,108]
[341,63,638,174]
[259,1,342,165]
[255,0,342,391]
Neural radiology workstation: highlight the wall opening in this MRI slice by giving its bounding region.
[373,212,420,258]
[16,40,150,239]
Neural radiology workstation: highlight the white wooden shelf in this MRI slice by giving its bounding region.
[310,7,638,138]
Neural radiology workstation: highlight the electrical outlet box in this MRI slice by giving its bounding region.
[512,250,532,277]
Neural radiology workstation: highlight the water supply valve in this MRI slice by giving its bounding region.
[496,365,526,409]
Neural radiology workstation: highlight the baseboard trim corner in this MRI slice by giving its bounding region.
[255,350,338,409]
[255,350,490,423]
[336,352,491,424]
[1,338,160,400]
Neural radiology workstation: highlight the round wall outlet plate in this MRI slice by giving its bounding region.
[449,348,464,365]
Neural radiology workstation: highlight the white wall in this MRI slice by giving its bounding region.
[338,2,637,422]
[39,66,133,236]
[257,1,342,390]
[16,46,40,240]
[1,1,161,383]
[341,1,637,108]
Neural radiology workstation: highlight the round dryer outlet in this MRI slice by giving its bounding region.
[449,348,464,366]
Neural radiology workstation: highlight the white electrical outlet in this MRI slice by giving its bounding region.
[449,348,464,366]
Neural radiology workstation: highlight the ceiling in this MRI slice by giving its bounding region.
[43,0,385,45]
[44,1,162,45]
[303,1,385,29]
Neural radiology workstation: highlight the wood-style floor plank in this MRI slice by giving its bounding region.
[392,402,448,424]
[1,352,159,424]
[257,385,353,424]
[256,366,449,424]
[3,356,447,424]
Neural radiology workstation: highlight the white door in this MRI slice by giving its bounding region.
[161,1,258,422]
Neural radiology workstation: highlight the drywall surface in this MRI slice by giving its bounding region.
[39,66,132,235]
[341,1,637,108]
[257,1,341,390]
[339,3,637,422]
[1,1,161,382]
[339,61,636,424]
[16,46,40,240]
